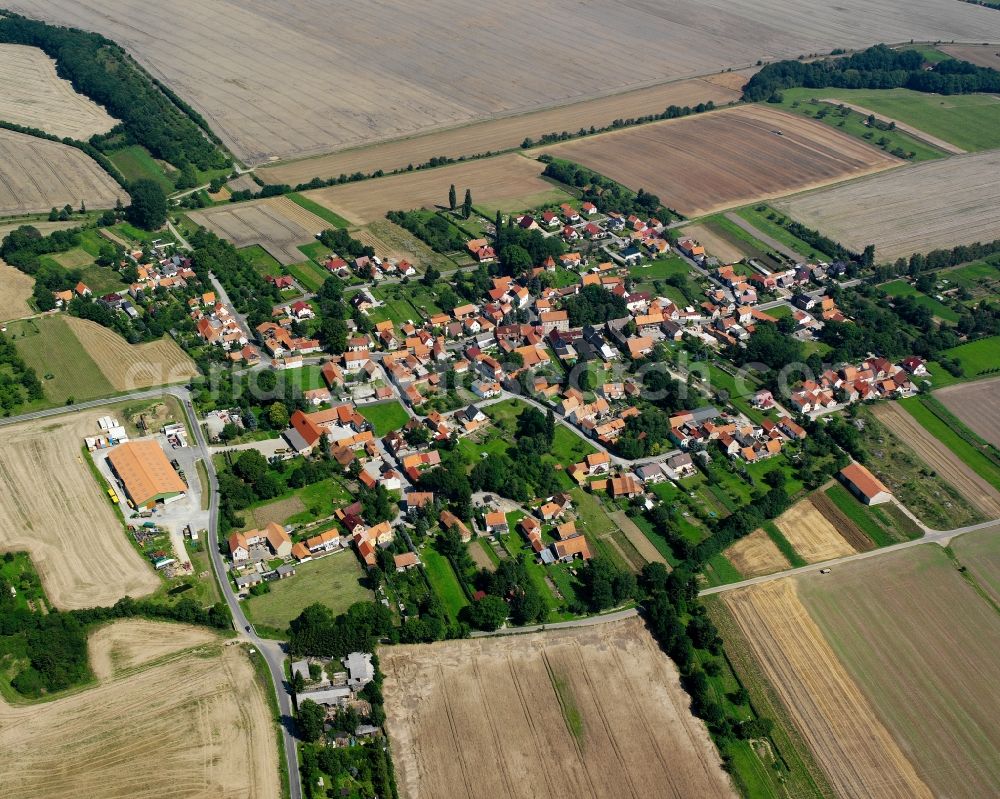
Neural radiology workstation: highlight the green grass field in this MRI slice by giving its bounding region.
[108,145,175,192]
[784,87,1000,152]
[627,255,691,281]
[767,90,947,161]
[944,336,1000,377]
[286,193,350,228]
[240,245,284,278]
[286,260,328,292]
[244,552,371,636]
[420,545,469,620]
[8,316,113,407]
[881,279,960,322]
[734,206,836,261]
[359,400,410,435]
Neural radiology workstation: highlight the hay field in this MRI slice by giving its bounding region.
[188,195,327,264]
[682,223,747,264]
[0,44,117,139]
[260,75,746,184]
[87,619,219,681]
[382,617,735,799]
[800,543,1000,798]
[10,0,1000,165]
[936,376,1000,448]
[302,154,565,226]
[871,401,1000,517]
[0,129,124,216]
[775,150,1000,261]
[0,623,280,799]
[540,105,899,216]
[773,499,856,563]
[724,528,790,577]
[0,259,34,321]
[940,43,1000,71]
[65,316,199,390]
[723,579,933,799]
[0,411,159,609]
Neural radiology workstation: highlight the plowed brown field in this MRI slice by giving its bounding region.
[724,579,933,799]
[0,624,280,799]
[936,376,1000,448]
[940,43,1000,71]
[774,499,856,563]
[871,401,1000,517]
[539,105,899,216]
[682,223,748,264]
[383,617,735,799]
[724,528,790,577]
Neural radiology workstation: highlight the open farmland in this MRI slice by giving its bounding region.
[953,523,1000,606]
[723,579,933,799]
[0,622,280,799]
[775,150,1000,261]
[10,0,1000,165]
[799,541,1000,798]
[936,376,1000,448]
[260,75,746,184]
[724,528,790,577]
[65,316,199,390]
[0,411,159,609]
[0,129,124,216]
[940,43,1000,71]
[0,259,34,321]
[681,222,748,264]
[188,195,328,264]
[539,105,899,216]
[382,617,735,799]
[302,154,567,226]
[0,44,117,139]
[773,499,856,563]
[870,401,1000,518]
[86,619,219,681]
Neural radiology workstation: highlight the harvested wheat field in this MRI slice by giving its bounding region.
[0,129,125,216]
[871,401,1000,517]
[540,105,899,216]
[0,624,280,799]
[940,43,1000,71]
[261,75,747,184]
[87,619,219,681]
[952,522,1000,606]
[724,579,932,799]
[302,154,565,226]
[799,542,1000,798]
[724,528,790,577]
[0,259,34,321]
[12,0,1000,164]
[0,44,117,139]
[936,375,1000,448]
[0,411,159,609]
[382,617,735,799]
[773,499,856,563]
[65,316,198,390]
[776,150,1000,261]
[188,195,327,264]
[682,223,748,264]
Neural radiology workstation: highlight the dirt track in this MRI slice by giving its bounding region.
[0,623,280,799]
[383,617,735,799]
[871,401,1000,517]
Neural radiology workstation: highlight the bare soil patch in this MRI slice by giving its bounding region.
[724,579,932,798]
[0,128,125,216]
[245,495,306,530]
[302,154,562,226]
[11,0,999,164]
[0,44,117,139]
[87,619,219,681]
[871,401,1000,517]
[682,223,748,264]
[773,499,856,563]
[188,195,327,264]
[0,258,34,321]
[940,43,1000,71]
[776,150,1000,261]
[261,75,746,184]
[724,528,790,577]
[809,490,875,551]
[540,105,899,216]
[65,315,199,390]
[608,509,668,565]
[468,539,497,572]
[0,410,160,609]
[936,375,1000,448]
[382,617,735,799]
[800,542,1000,798]
[0,625,280,799]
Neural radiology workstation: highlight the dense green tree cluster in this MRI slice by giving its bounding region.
[124,179,167,230]
[287,601,393,658]
[540,157,669,219]
[576,557,638,612]
[0,332,43,413]
[562,283,628,327]
[386,210,466,253]
[495,223,565,277]
[188,229,279,326]
[318,227,374,259]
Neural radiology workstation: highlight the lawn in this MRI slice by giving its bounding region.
[420,545,469,620]
[244,552,371,636]
[702,553,743,587]
[824,484,900,547]
[941,336,1000,378]
[881,279,960,322]
[240,244,284,278]
[79,264,128,295]
[627,255,691,281]
[371,283,443,324]
[548,426,597,467]
[286,192,350,228]
[359,400,410,435]
[286,260,329,292]
[735,205,836,262]
[108,145,175,192]
[8,315,113,408]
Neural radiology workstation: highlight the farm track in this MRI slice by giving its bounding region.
[871,401,1000,517]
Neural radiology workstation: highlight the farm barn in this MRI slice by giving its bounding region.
[839,462,892,506]
[106,439,187,508]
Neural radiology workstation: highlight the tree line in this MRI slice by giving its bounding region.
[540,156,674,220]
